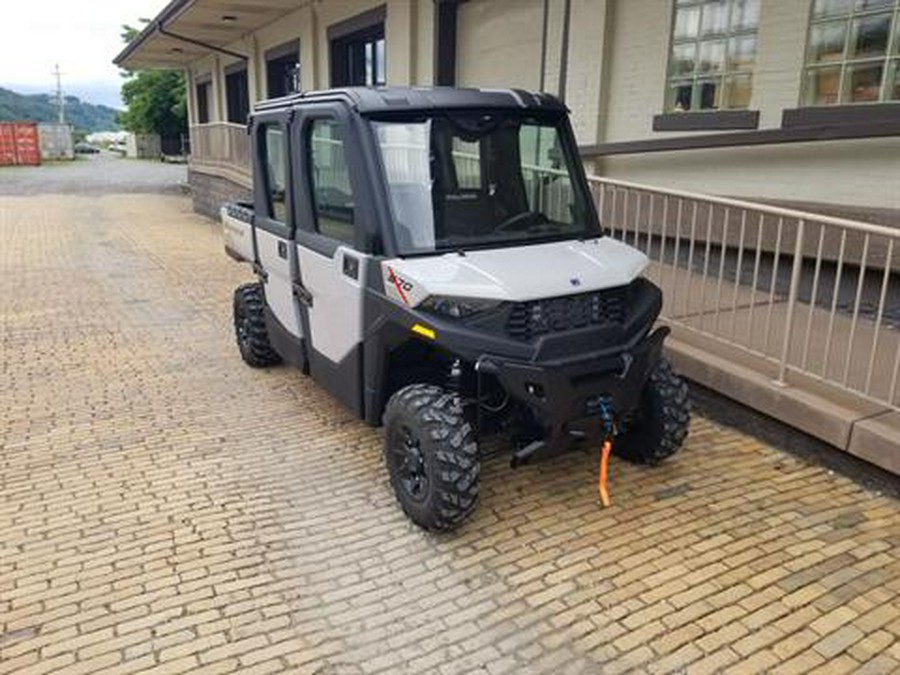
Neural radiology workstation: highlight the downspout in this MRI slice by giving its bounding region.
[539,0,549,92]
[434,0,459,86]
[534,0,552,211]
[558,0,572,103]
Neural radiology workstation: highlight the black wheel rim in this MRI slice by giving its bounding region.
[390,425,430,503]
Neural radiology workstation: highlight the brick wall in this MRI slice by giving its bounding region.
[563,0,608,146]
[752,0,808,128]
[595,0,900,213]
[600,0,812,141]
[456,0,544,91]
[454,0,607,146]
[601,0,670,144]
[188,169,253,221]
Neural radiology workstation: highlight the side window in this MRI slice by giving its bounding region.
[261,125,288,222]
[309,119,356,245]
[451,138,481,190]
[665,0,760,111]
[802,0,900,105]
[518,123,575,225]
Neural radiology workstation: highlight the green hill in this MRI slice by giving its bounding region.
[0,87,120,132]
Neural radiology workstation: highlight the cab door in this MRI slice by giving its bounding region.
[252,113,304,347]
[292,105,373,415]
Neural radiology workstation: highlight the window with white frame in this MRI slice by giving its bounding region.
[803,0,900,105]
[666,0,760,112]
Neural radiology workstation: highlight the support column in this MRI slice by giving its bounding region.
[247,35,262,104]
[384,0,418,86]
[301,3,318,91]
[211,54,224,121]
[184,68,197,126]
[386,0,415,85]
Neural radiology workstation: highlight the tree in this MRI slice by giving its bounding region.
[119,22,187,138]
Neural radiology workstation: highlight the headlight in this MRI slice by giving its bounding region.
[419,295,502,319]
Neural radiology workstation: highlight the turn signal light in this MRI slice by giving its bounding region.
[411,323,436,340]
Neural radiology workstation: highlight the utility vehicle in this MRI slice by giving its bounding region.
[222,87,690,531]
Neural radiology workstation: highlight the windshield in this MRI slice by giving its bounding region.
[371,113,599,255]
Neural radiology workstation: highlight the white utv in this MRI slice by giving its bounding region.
[223,87,690,531]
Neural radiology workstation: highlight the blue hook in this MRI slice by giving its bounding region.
[597,397,615,440]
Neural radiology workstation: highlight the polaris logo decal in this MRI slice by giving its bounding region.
[387,266,413,305]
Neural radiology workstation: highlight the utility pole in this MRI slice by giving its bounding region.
[52,64,65,125]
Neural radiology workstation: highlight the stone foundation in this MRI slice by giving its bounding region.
[188,168,252,220]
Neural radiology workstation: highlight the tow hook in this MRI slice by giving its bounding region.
[597,398,616,508]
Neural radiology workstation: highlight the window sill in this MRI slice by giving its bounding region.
[652,110,760,132]
[581,119,900,156]
[782,103,900,129]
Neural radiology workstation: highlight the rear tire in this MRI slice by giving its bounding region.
[233,282,281,368]
[383,384,480,531]
[614,357,690,465]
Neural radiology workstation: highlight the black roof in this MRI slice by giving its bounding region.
[252,86,567,115]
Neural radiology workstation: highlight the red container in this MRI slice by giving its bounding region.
[0,122,41,166]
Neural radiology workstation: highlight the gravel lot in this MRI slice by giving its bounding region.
[0,152,186,196]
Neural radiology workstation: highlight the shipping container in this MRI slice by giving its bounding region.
[38,123,74,160]
[0,122,41,166]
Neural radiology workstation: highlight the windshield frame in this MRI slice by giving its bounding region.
[364,108,602,258]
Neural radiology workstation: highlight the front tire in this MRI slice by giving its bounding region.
[233,283,281,368]
[383,384,480,531]
[614,357,690,465]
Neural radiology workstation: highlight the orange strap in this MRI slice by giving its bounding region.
[599,439,613,508]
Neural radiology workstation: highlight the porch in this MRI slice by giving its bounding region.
[190,122,251,188]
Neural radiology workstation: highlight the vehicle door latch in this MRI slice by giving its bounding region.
[252,261,268,282]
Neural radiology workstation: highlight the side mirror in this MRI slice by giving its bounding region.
[367,229,385,256]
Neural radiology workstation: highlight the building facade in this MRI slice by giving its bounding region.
[116,0,900,222]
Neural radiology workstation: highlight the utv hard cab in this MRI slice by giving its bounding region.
[223,87,689,531]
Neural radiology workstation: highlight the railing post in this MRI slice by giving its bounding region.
[776,218,805,385]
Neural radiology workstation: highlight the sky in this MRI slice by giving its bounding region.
[0,0,169,109]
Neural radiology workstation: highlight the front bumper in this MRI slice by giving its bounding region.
[477,326,668,464]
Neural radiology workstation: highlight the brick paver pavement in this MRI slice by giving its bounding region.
[2,191,900,674]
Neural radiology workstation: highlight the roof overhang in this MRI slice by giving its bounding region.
[114,0,305,70]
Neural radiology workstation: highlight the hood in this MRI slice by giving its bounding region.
[381,237,648,307]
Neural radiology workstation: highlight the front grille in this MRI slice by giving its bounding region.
[506,285,628,341]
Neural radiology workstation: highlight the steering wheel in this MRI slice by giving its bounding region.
[494,210,543,233]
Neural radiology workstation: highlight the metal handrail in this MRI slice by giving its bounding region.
[589,175,898,239]
[587,174,899,411]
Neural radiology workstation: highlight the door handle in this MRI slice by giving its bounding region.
[342,254,359,280]
[292,281,313,307]
[278,241,288,259]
